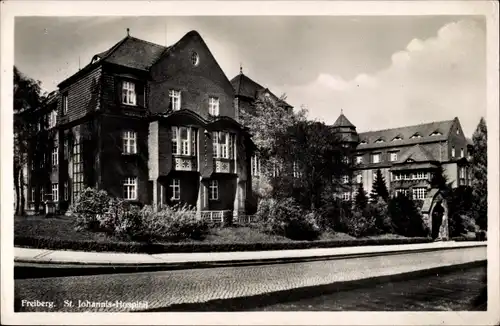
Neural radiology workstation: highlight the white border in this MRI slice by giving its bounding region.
[1,1,499,325]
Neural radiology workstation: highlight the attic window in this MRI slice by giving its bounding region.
[430,131,442,136]
[190,52,199,66]
[360,140,368,145]
[92,56,100,64]
[374,139,385,144]
[392,136,403,141]
[410,133,422,139]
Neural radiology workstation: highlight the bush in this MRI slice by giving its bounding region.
[318,199,352,233]
[99,199,144,239]
[140,204,210,241]
[343,208,376,238]
[71,188,111,231]
[388,195,429,237]
[257,197,320,240]
[369,198,393,234]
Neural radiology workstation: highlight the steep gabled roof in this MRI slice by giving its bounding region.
[358,119,456,149]
[397,144,436,163]
[230,73,292,108]
[332,113,355,128]
[58,35,172,88]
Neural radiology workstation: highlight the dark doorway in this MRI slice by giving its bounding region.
[431,201,445,239]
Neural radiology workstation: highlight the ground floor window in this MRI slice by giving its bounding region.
[72,142,84,201]
[64,181,69,201]
[123,177,137,200]
[30,187,35,202]
[412,187,427,200]
[342,192,351,201]
[52,183,58,202]
[170,178,180,200]
[209,180,219,200]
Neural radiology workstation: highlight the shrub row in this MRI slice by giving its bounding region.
[14,235,433,254]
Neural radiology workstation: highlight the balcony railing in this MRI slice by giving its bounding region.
[200,210,232,225]
[173,155,197,171]
[213,158,235,174]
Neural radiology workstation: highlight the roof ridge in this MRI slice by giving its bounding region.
[359,119,455,135]
[129,36,169,49]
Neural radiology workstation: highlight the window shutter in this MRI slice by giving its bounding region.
[136,82,145,107]
[191,129,197,156]
[115,78,123,105]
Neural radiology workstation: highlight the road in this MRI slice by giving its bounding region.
[253,266,487,311]
[14,246,486,312]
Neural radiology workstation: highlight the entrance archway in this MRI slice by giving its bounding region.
[421,189,449,240]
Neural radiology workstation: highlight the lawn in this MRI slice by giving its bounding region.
[14,215,431,253]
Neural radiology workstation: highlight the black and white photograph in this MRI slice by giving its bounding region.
[1,1,499,325]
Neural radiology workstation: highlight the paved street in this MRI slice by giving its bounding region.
[15,246,485,312]
[253,266,487,311]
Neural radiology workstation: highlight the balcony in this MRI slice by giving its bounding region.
[173,155,197,172]
[213,158,235,174]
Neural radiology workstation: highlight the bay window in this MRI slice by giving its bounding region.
[172,126,197,156]
[213,131,234,159]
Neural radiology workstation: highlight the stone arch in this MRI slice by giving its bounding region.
[421,189,449,240]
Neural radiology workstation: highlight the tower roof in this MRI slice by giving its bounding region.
[332,113,355,128]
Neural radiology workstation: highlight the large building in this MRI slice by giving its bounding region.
[332,113,474,201]
[22,30,255,219]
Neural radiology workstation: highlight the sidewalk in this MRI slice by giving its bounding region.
[15,241,486,266]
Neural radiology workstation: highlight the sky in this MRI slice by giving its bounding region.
[14,15,486,136]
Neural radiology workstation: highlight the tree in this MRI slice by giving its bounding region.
[388,195,428,237]
[273,120,352,211]
[430,164,451,192]
[471,117,487,230]
[370,169,389,202]
[354,183,368,211]
[13,66,44,215]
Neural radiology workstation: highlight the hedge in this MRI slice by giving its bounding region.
[14,235,433,254]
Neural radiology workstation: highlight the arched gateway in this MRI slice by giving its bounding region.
[421,188,449,240]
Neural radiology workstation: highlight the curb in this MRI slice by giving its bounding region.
[138,260,487,312]
[14,244,486,279]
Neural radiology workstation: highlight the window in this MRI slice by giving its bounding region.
[122,81,136,105]
[31,187,35,202]
[72,142,84,202]
[355,156,363,164]
[459,167,466,178]
[395,188,409,197]
[392,136,403,141]
[360,140,367,145]
[51,146,58,168]
[172,127,197,156]
[122,131,137,154]
[342,175,349,184]
[410,133,422,139]
[293,161,301,178]
[412,187,427,200]
[123,177,137,200]
[62,93,68,115]
[373,172,378,182]
[40,187,45,201]
[460,148,464,158]
[430,131,442,136]
[209,97,219,116]
[170,178,180,200]
[52,183,58,202]
[64,181,69,201]
[213,131,233,159]
[251,155,260,176]
[412,172,427,180]
[371,153,381,163]
[48,109,57,128]
[191,52,199,66]
[451,146,456,158]
[342,192,351,201]
[456,129,460,135]
[356,174,363,184]
[209,180,218,200]
[375,139,385,143]
[64,138,69,160]
[169,90,181,111]
[389,152,398,162]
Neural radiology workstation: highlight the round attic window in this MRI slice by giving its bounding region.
[190,52,199,66]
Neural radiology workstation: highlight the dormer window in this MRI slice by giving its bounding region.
[374,138,385,144]
[392,136,403,141]
[360,140,368,145]
[456,129,460,135]
[122,81,136,106]
[410,133,422,139]
[430,131,442,136]
[92,56,101,64]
